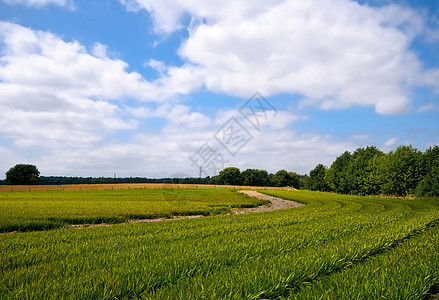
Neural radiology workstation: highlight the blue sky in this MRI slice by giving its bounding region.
[0,0,438,178]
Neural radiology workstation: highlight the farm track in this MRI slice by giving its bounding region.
[235,190,304,212]
[69,190,304,229]
[0,190,303,233]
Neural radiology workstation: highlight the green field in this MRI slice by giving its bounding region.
[1,189,439,299]
[0,188,268,233]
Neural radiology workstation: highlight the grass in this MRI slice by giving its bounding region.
[1,189,439,299]
[0,188,268,232]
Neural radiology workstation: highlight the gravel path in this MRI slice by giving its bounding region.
[2,190,304,234]
[234,190,304,213]
[71,190,304,228]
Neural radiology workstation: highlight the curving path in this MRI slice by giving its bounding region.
[234,190,304,213]
[2,190,304,233]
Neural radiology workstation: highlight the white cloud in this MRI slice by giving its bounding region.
[417,104,439,113]
[1,2,437,178]
[126,103,210,128]
[29,122,358,177]
[0,22,210,149]
[422,69,439,93]
[120,0,436,115]
[0,22,158,148]
[2,0,75,9]
[0,22,199,105]
[384,137,398,148]
[147,59,167,74]
[237,130,357,173]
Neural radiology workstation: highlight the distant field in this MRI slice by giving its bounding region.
[1,189,439,299]
[0,188,269,232]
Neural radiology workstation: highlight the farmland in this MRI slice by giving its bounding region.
[0,188,269,233]
[1,188,439,299]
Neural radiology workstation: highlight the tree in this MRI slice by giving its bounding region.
[416,167,439,197]
[421,146,439,176]
[380,145,423,196]
[271,170,300,188]
[5,164,40,185]
[346,146,384,195]
[241,169,270,187]
[364,153,387,195]
[216,167,242,185]
[416,146,439,197]
[306,164,328,191]
[288,172,301,189]
[325,151,352,194]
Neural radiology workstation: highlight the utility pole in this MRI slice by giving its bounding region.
[199,166,202,178]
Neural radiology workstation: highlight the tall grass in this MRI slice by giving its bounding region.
[1,190,438,299]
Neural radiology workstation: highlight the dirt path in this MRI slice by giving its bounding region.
[68,191,304,228]
[233,190,304,213]
[2,191,304,233]
[69,215,204,229]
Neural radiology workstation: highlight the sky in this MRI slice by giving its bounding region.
[0,0,438,178]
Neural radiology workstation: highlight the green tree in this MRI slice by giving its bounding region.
[288,172,301,189]
[416,167,439,197]
[5,164,40,185]
[421,146,439,175]
[208,176,219,185]
[271,170,300,188]
[216,167,242,185]
[306,164,328,191]
[346,146,384,195]
[416,146,439,197]
[325,151,352,194]
[364,153,387,195]
[241,169,270,187]
[380,145,423,196]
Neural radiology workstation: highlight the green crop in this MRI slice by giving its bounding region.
[0,188,268,232]
[1,189,438,299]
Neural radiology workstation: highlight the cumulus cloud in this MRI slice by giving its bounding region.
[0,21,208,149]
[31,123,357,177]
[2,0,75,9]
[2,1,437,177]
[119,0,437,115]
[0,22,203,104]
[0,22,153,147]
[0,22,158,101]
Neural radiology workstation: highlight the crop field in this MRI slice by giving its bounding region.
[0,188,269,233]
[1,188,439,299]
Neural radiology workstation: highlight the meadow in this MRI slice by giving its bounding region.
[1,188,439,299]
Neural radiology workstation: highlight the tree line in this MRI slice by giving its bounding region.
[1,164,303,188]
[0,174,213,185]
[37,176,213,185]
[2,144,437,197]
[35,168,305,189]
[209,168,304,188]
[305,145,439,197]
